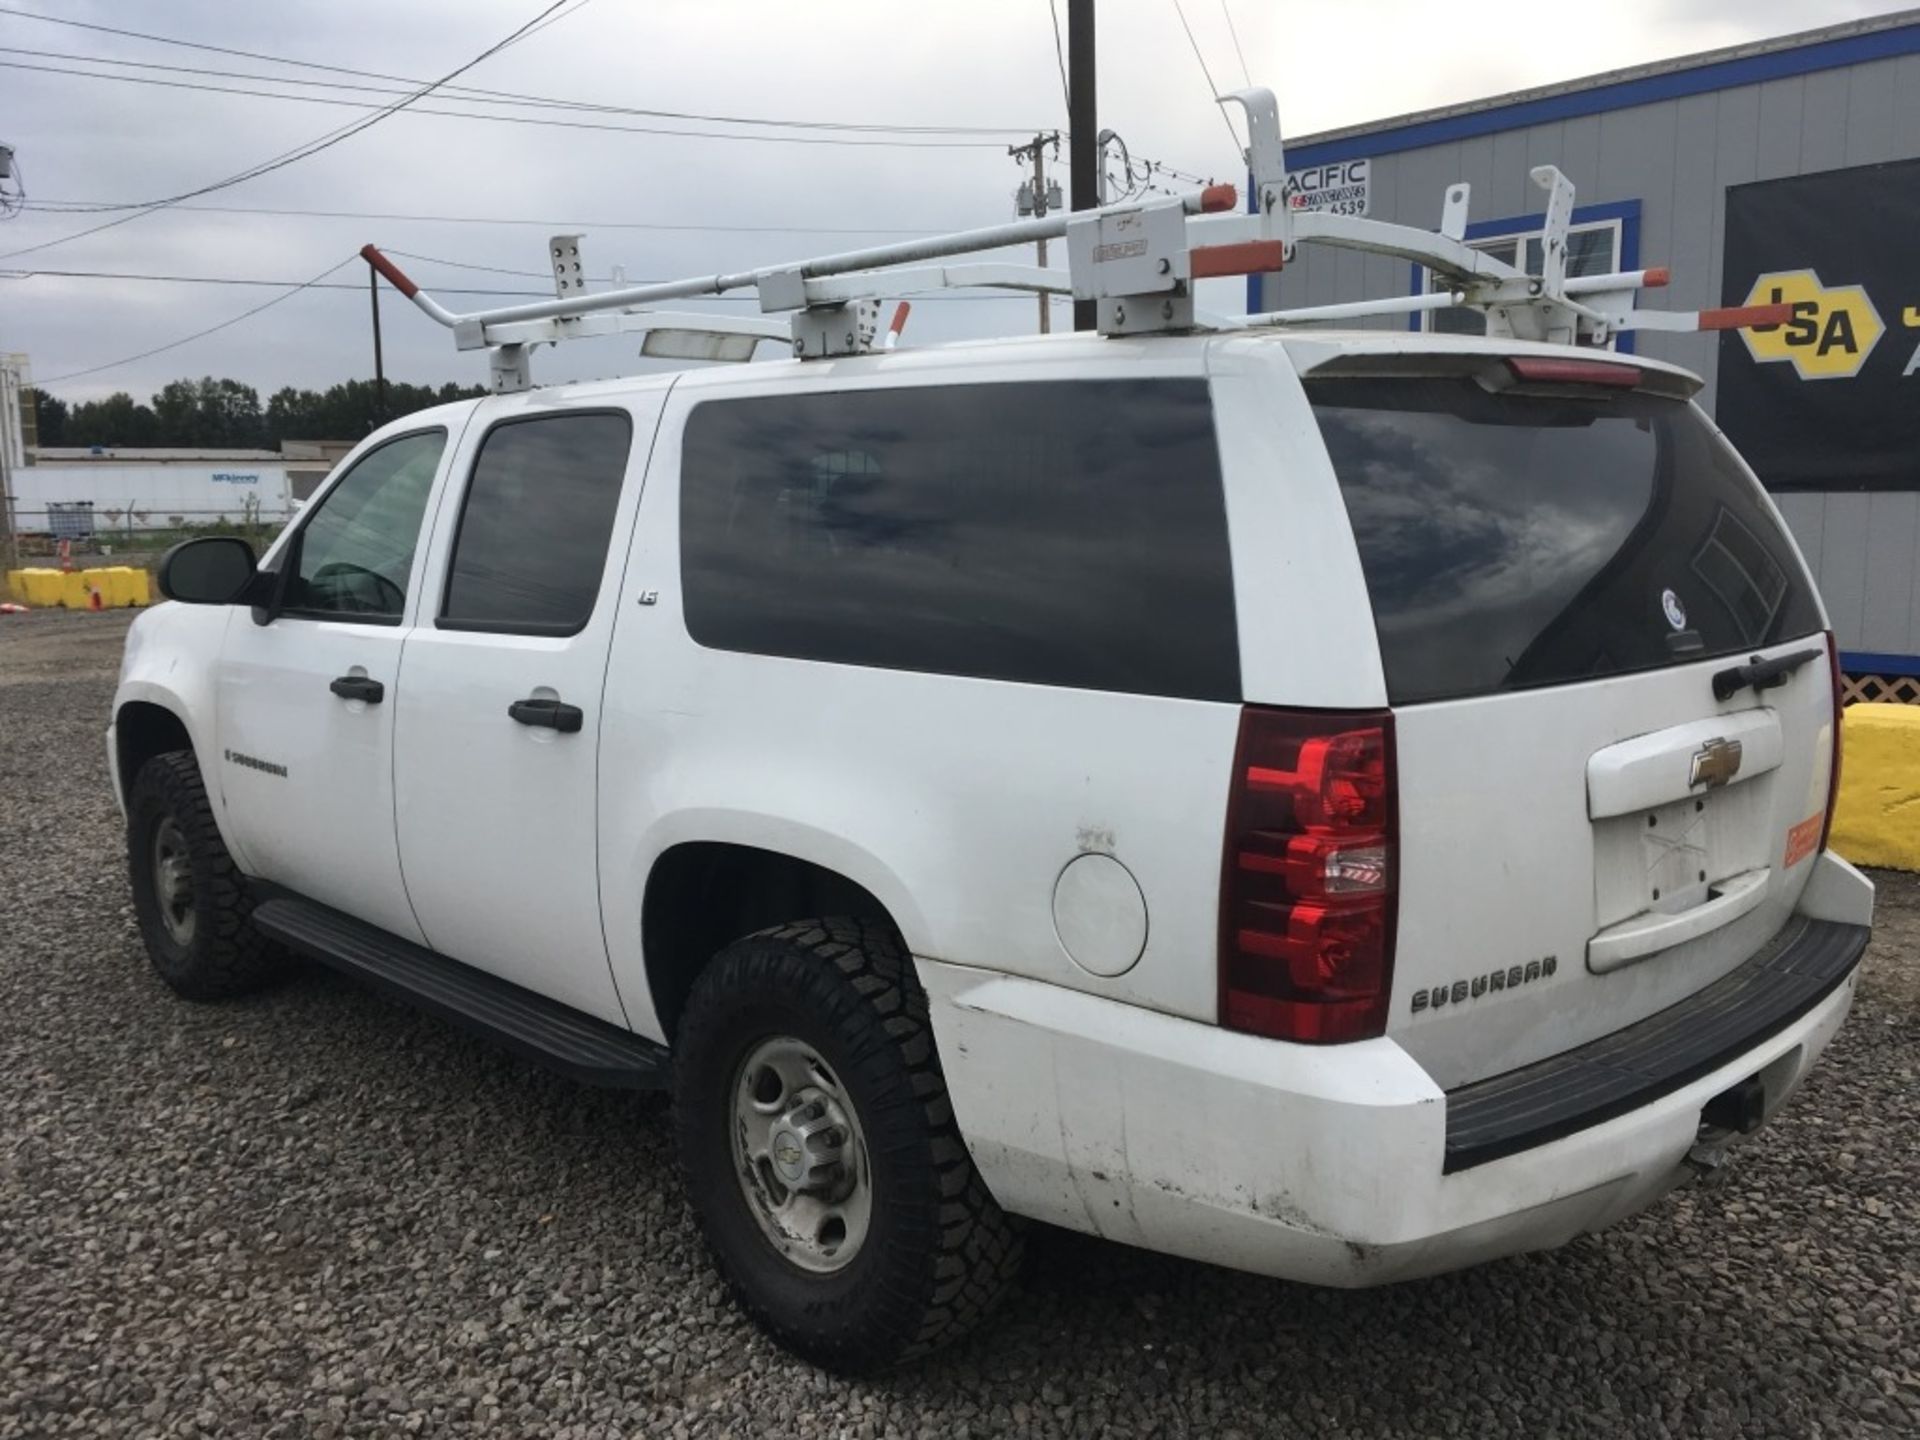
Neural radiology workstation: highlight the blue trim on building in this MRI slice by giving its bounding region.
[1402,200,1641,351]
[1842,650,1920,678]
[1288,21,1920,168]
[1246,175,1261,314]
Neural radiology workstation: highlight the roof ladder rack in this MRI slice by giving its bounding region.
[362,87,1796,393]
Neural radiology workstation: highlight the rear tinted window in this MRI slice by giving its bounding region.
[678,380,1238,700]
[1311,377,1823,705]
[441,412,633,635]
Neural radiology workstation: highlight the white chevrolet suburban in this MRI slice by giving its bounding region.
[112,324,1874,1371]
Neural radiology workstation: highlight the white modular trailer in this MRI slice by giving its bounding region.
[11,457,295,534]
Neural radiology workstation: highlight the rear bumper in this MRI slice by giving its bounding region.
[1445,914,1866,1172]
[921,890,1868,1287]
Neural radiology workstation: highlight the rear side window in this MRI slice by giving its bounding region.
[1310,377,1823,705]
[677,380,1239,700]
[441,411,634,635]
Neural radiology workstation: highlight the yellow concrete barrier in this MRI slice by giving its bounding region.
[95,566,151,607]
[59,571,98,609]
[1830,702,1920,872]
[6,568,65,606]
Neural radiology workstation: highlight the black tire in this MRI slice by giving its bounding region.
[674,917,1021,1373]
[126,750,284,1001]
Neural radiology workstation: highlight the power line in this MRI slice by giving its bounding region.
[32,256,362,388]
[0,9,1034,136]
[1167,0,1243,154]
[3,265,1043,302]
[0,0,576,259]
[1045,1,1070,116]
[385,247,607,281]
[92,2,575,210]
[20,198,967,236]
[1218,0,1252,87]
[0,61,1016,155]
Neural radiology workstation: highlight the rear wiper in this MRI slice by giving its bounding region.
[1711,646,1824,701]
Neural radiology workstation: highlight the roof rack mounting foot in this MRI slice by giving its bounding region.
[790,300,881,359]
[490,344,532,395]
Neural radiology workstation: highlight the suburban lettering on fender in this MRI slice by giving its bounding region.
[1410,956,1558,1015]
[224,749,288,778]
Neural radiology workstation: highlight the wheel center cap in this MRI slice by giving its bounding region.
[769,1125,810,1186]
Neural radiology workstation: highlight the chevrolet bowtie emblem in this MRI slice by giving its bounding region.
[1690,736,1744,789]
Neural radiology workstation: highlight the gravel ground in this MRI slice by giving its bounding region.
[2,607,1916,1439]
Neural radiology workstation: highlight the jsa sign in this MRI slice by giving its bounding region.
[1717,159,1920,491]
[1737,269,1885,380]
[1284,159,1369,217]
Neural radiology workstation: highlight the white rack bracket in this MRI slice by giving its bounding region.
[788,301,882,359]
[1066,198,1196,335]
[1219,87,1293,257]
[549,234,587,298]
[490,344,532,394]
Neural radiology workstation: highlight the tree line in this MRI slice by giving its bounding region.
[27,376,489,452]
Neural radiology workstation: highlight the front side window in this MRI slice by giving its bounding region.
[440,411,634,635]
[678,380,1240,701]
[282,429,446,621]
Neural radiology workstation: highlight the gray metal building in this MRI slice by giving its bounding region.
[1255,10,1920,686]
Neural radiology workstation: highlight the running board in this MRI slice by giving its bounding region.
[251,895,670,1090]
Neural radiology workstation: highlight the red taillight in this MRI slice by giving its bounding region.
[1220,707,1398,1043]
[1821,632,1844,853]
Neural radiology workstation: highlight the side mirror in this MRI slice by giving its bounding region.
[157,536,259,605]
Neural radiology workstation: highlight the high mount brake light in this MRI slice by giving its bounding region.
[1505,356,1642,389]
[1220,708,1398,1044]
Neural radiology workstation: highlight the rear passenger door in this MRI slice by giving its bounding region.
[393,397,663,1026]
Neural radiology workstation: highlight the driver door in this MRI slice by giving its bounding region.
[215,426,456,942]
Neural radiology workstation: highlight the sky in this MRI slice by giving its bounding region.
[0,0,1913,407]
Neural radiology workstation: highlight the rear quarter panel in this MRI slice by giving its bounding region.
[598,342,1255,1041]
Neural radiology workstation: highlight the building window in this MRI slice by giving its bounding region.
[1424,217,1624,339]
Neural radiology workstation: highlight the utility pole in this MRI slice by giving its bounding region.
[368,257,388,426]
[0,358,21,574]
[1008,132,1062,334]
[1067,0,1098,331]
[0,144,19,570]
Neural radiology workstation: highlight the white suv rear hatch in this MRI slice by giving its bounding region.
[1305,358,1836,1090]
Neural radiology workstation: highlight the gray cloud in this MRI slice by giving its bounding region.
[0,0,1908,404]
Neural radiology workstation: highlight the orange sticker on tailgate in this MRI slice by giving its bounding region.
[1784,812,1824,869]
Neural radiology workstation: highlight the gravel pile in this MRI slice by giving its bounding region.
[2,607,1915,1438]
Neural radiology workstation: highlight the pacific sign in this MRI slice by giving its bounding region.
[1283,158,1370,217]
